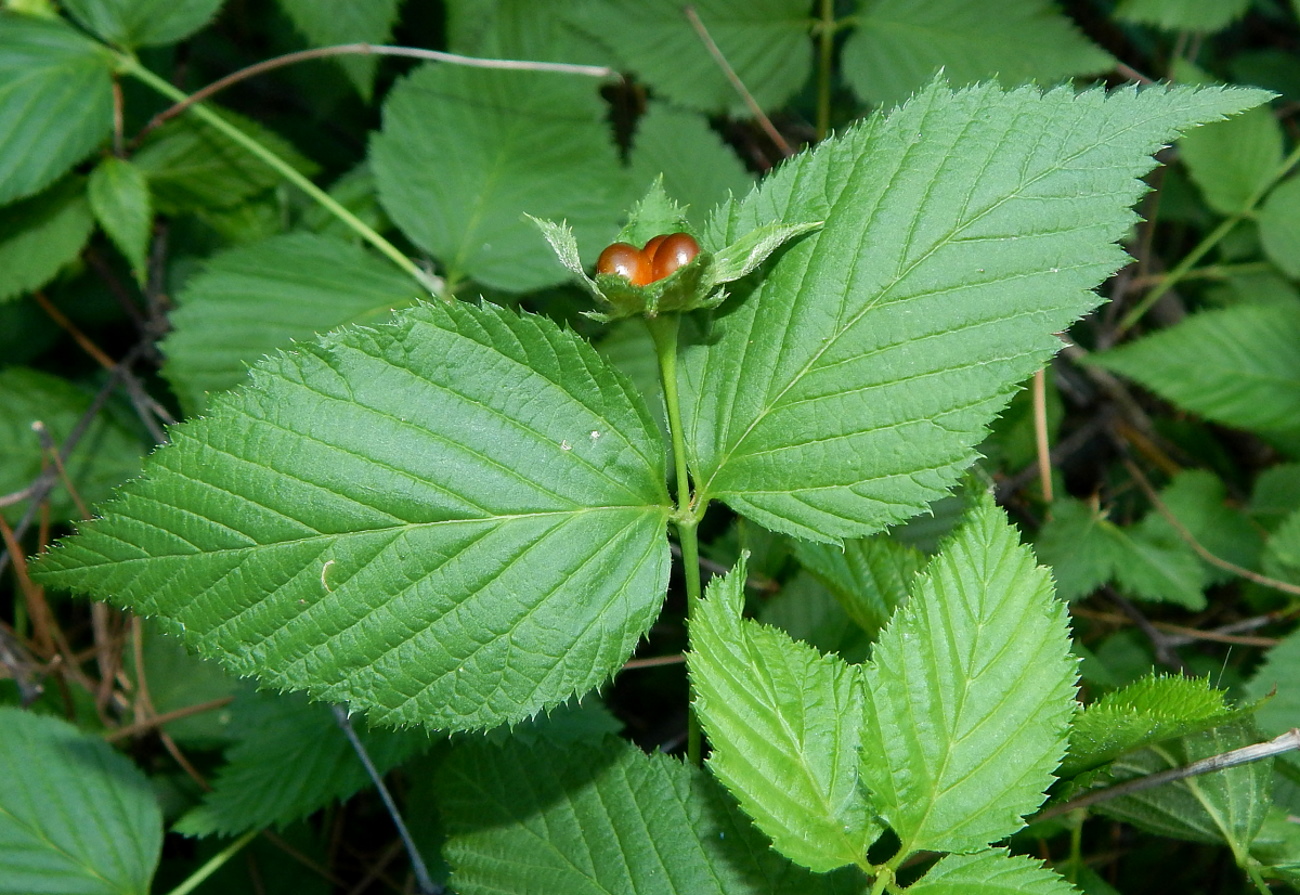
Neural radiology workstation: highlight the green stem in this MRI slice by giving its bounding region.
[119,56,444,299]
[815,0,835,142]
[1119,138,1300,334]
[645,314,705,765]
[164,828,259,895]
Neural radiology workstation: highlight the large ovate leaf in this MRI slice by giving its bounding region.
[0,707,162,895]
[568,0,813,115]
[689,559,876,872]
[0,176,95,303]
[907,849,1080,895]
[176,691,431,836]
[276,0,401,100]
[62,0,223,48]
[161,232,424,414]
[842,0,1114,108]
[370,63,627,293]
[34,301,673,732]
[437,736,864,895]
[684,80,1267,542]
[0,13,114,207]
[858,496,1077,856]
[1089,303,1300,439]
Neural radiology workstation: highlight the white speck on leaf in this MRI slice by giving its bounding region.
[590,430,601,441]
[321,559,336,592]
[561,440,572,451]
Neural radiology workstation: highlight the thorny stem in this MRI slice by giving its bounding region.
[645,314,706,765]
[120,57,445,298]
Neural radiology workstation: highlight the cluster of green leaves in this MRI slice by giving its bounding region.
[6,1,1300,894]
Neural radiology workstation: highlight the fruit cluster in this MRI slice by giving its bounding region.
[595,233,701,286]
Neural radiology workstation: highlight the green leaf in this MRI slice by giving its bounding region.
[1095,722,1271,861]
[1250,807,1300,886]
[88,155,152,282]
[132,621,239,745]
[0,707,162,895]
[627,103,754,227]
[1259,176,1300,279]
[842,0,1113,108]
[276,0,400,100]
[859,496,1077,856]
[62,0,223,48]
[1116,0,1250,32]
[1063,674,1258,778]
[790,534,923,638]
[34,301,672,732]
[437,736,864,895]
[161,232,424,414]
[1137,470,1262,585]
[0,176,95,303]
[758,571,873,663]
[689,559,876,872]
[907,849,1080,895]
[1089,304,1300,438]
[133,108,317,213]
[371,63,626,292]
[0,367,144,525]
[0,13,114,206]
[684,80,1268,542]
[1179,106,1284,215]
[568,0,813,115]
[1263,509,1300,582]
[1245,626,1300,739]
[175,691,431,837]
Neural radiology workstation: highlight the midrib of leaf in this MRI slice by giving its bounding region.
[697,91,1124,501]
[0,803,121,885]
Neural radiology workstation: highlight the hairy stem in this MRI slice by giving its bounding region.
[120,56,444,298]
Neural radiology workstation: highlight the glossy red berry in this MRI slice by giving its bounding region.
[643,234,668,260]
[650,233,700,281]
[596,242,653,286]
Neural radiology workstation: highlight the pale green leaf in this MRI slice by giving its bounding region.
[1034,499,1130,601]
[34,302,672,731]
[1116,0,1250,32]
[445,0,610,67]
[758,571,873,663]
[0,176,95,302]
[859,496,1077,856]
[133,108,317,213]
[627,104,754,227]
[0,367,144,525]
[62,0,223,47]
[791,534,923,638]
[161,232,424,414]
[1114,529,1206,610]
[908,849,1080,895]
[437,737,864,895]
[0,707,162,895]
[1063,674,1256,777]
[685,80,1268,542]
[842,0,1113,108]
[1096,722,1271,859]
[1089,304,1300,437]
[689,559,876,872]
[1180,106,1283,215]
[88,155,152,282]
[0,13,114,206]
[132,621,239,745]
[568,0,812,115]
[276,0,400,99]
[176,691,431,836]
[1245,626,1300,739]
[597,321,665,440]
[1259,176,1300,279]
[371,63,627,292]
[1137,470,1262,585]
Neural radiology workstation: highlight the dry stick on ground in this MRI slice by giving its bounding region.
[1070,606,1280,648]
[103,696,236,743]
[684,5,796,158]
[1039,728,1300,823]
[1032,368,1055,504]
[1104,586,1188,672]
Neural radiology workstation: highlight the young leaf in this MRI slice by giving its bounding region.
[1088,304,1300,439]
[684,80,1270,543]
[175,691,431,836]
[61,0,224,48]
[842,0,1113,108]
[0,13,114,206]
[0,707,162,895]
[437,736,864,895]
[790,534,924,638]
[88,155,152,283]
[371,63,627,292]
[0,177,96,303]
[689,558,877,872]
[859,496,1077,856]
[276,0,401,100]
[161,232,424,414]
[34,301,673,732]
[1094,722,1272,862]
[907,849,1079,895]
